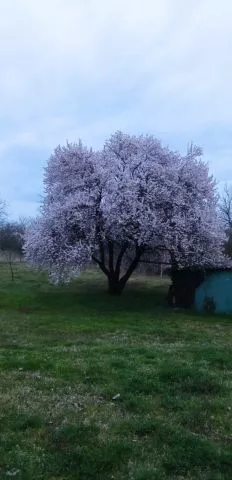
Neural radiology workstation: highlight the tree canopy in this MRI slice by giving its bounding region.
[0,222,25,259]
[25,131,228,293]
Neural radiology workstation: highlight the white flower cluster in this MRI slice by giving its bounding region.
[24,131,229,285]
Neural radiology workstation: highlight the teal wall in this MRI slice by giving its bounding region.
[195,271,232,314]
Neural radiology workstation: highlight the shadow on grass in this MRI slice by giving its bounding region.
[37,284,168,313]
[0,272,170,317]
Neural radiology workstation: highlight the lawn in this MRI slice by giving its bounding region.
[0,264,232,479]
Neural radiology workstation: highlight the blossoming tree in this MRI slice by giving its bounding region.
[25,132,227,293]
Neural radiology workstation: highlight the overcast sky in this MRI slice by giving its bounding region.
[0,0,232,218]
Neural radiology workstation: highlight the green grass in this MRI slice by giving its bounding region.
[0,263,232,479]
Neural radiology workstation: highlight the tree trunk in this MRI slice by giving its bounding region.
[107,274,124,295]
[93,243,144,294]
[107,245,144,294]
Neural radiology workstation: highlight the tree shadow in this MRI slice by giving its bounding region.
[32,280,170,316]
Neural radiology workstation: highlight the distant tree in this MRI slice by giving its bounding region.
[0,221,25,280]
[220,184,232,228]
[0,221,24,256]
[0,198,7,225]
[25,132,228,294]
[220,184,232,257]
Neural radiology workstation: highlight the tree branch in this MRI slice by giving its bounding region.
[115,243,128,279]
[92,255,109,276]
[108,241,114,273]
[99,239,105,265]
[220,184,232,229]
[138,260,171,265]
[119,246,144,286]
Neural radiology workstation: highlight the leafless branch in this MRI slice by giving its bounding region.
[220,184,232,229]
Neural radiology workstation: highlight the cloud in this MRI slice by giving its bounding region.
[0,0,232,217]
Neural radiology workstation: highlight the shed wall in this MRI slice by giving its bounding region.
[195,271,232,314]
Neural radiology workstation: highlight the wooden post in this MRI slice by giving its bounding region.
[160,264,163,278]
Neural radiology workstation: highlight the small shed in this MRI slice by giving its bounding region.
[169,268,232,314]
[195,269,232,314]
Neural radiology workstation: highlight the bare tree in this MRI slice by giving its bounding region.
[220,184,232,258]
[0,198,7,224]
[0,220,25,280]
[220,184,232,229]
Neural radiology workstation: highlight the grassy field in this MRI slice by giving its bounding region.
[0,264,232,479]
